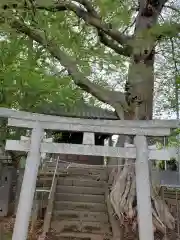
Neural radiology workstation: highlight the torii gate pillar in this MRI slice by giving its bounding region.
[12,122,43,240]
[134,135,154,240]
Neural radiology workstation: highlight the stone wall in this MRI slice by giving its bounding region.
[0,166,16,217]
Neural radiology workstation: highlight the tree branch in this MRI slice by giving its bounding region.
[70,0,131,56]
[72,0,132,56]
[98,31,132,56]
[164,5,180,14]
[36,1,131,46]
[1,0,133,57]
[10,18,130,115]
[155,22,180,40]
[73,0,98,17]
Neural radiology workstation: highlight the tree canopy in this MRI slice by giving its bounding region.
[0,0,178,119]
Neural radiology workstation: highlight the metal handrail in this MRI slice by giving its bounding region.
[48,156,59,200]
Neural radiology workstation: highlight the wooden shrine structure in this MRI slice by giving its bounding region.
[0,107,179,240]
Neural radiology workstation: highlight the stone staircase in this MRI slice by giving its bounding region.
[38,162,113,240]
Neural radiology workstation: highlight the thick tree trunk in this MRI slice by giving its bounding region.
[109,0,175,238]
[126,12,156,119]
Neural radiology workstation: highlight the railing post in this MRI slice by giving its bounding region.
[134,135,154,240]
[12,122,43,240]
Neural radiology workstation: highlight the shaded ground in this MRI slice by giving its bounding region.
[0,216,179,240]
[0,217,43,240]
[0,217,61,240]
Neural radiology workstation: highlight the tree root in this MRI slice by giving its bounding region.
[109,158,175,237]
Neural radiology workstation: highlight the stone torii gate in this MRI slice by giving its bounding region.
[0,107,179,240]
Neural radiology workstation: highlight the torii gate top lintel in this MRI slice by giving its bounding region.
[1,107,178,161]
[0,107,179,137]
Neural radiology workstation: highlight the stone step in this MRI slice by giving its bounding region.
[54,232,110,240]
[43,163,105,171]
[51,220,112,235]
[56,186,105,195]
[57,177,107,188]
[55,193,105,203]
[52,210,109,223]
[45,163,105,171]
[41,166,107,180]
[38,171,107,181]
[54,201,106,212]
[36,177,107,190]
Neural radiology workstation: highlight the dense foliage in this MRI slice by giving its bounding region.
[0,1,179,117]
[0,36,83,111]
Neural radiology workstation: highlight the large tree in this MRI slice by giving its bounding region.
[0,0,180,237]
